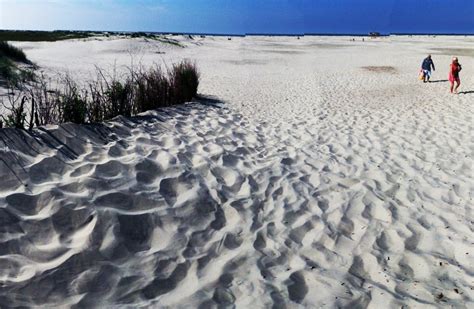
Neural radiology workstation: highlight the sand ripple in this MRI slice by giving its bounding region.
[1,35,474,307]
[0,94,472,308]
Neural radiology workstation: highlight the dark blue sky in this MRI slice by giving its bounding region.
[1,0,473,34]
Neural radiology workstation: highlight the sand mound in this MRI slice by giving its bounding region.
[1,35,473,307]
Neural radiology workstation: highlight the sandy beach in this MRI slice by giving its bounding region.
[0,35,473,308]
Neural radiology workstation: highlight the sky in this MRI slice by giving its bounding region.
[1,0,473,35]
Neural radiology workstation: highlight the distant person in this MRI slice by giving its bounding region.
[421,55,435,83]
[449,57,462,94]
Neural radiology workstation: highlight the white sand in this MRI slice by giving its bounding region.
[0,35,473,307]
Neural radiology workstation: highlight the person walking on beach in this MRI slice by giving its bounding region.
[449,57,462,94]
[421,55,435,82]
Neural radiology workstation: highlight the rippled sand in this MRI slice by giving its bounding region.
[1,35,473,308]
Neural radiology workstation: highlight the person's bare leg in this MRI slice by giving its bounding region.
[450,82,454,93]
[454,80,461,93]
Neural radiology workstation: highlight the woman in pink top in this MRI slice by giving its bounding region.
[449,57,462,94]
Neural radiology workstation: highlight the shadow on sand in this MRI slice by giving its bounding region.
[0,95,225,188]
[458,90,474,95]
[195,94,225,106]
[429,79,448,83]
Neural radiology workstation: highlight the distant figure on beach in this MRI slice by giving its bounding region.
[421,55,435,83]
[449,57,462,94]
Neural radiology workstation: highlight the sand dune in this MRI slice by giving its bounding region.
[0,35,473,307]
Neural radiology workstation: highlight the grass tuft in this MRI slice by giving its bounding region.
[169,60,200,104]
[1,60,200,128]
[0,41,31,64]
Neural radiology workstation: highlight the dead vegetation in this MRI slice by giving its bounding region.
[361,66,397,73]
[1,60,200,129]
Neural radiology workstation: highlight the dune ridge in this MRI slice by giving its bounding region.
[0,35,473,307]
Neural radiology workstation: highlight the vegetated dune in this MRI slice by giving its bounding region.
[0,35,473,308]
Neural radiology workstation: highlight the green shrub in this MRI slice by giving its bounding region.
[133,67,170,113]
[0,41,31,64]
[0,57,14,79]
[19,69,36,82]
[1,60,200,128]
[106,80,133,118]
[169,60,200,104]
[0,30,92,42]
[0,42,34,87]
[61,87,87,124]
[4,96,28,129]
[88,84,106,123]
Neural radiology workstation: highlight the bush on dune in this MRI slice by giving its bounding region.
[0,57,14,80]
[1,59,201,128]
[0,41,31,64]
[0,30,92,42]
[28,75,61,126]
[3,96,28,129]
[133,67,170,113]
[169,60,200,104]
[0,42,35,89]
[61,94,87,124]
[106,80,133,118]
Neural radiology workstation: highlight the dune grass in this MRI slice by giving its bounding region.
[0,41,35,88]
[0,41,31,64]
[0,30,186,49]
[0,30,94,42]
[0,57,15,80]
[1,60,200,129]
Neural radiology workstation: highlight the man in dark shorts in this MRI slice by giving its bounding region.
[421,55,435,83]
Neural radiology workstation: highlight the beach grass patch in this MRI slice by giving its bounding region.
[361,66,397,73]
[0,41,31,64]
[1,59,200,128]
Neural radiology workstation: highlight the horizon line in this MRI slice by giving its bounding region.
[2,29,474,37]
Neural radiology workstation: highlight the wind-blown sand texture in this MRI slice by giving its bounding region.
[1,35,473,308]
